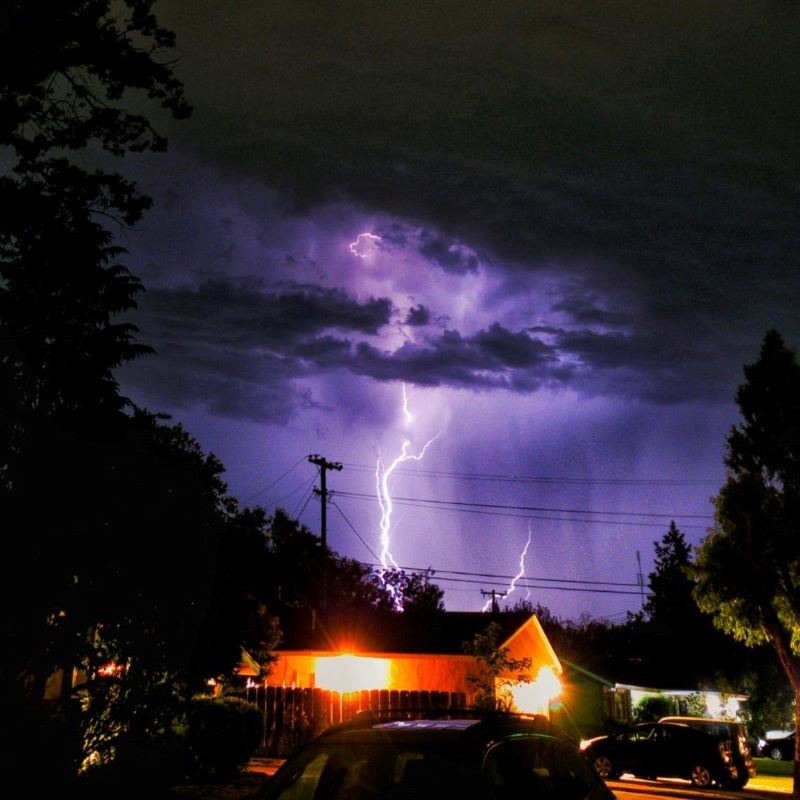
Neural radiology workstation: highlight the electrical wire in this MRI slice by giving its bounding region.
[339,462,719,486]
[242,455,308,503]
[333,490,712,529]
[359,562,640,588]
[331,501,381,562]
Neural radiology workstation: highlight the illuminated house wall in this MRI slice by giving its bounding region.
[268,651,477,694]
[257,611,563,714]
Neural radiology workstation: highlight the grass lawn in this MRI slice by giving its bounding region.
[754,757,794,776]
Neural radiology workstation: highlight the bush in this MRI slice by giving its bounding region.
[186,696,263,781]
[634,694,675,722]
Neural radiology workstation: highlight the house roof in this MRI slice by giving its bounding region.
[276,607,536,656]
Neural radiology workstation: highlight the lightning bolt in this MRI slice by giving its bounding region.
[483,525,533,611]
[349,232,381,257]
[375,383,439,611]
[401,382,413,424]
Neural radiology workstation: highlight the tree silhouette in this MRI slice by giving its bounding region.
[0,1,192,785]
[693,330,800,795]
[1,0,190,479]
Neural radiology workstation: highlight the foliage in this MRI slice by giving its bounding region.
[692,330,800,792]
[1,409,283,783]
[194,507,282,684]
[1,1,191,481]
[463,621,532,711]
[369,567,446,615]
[643,522,694,622]
[275,710,314,758]
[262,509,445,617]
[186,696,264,782]
[633,694,675,722]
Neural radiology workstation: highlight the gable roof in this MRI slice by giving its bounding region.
[276,607,536,656]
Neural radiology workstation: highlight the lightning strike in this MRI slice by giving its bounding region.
[401,383,413,424]
[375,383,439,610]
[348,232,382,257]
[483,526,533,611]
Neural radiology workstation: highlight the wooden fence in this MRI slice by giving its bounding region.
[243,686,467,756]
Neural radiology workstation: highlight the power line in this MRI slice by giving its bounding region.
[335,492,709,530]
[242,455,308,503]
[359,562,640,588]
[339,462,719,487]
[293,486,316,520]
[427,574,646,597]
[272,472,318,508]
[333,489,713,524]
[331,501,381,562]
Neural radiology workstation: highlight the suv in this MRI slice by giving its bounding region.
[580,721,739,788]
[264,709,615,800]
[659,716,755,788]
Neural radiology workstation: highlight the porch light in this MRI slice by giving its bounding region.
[315,654,390,693]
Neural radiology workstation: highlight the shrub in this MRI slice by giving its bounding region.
[634,694,675,722]
[186,696,263,781]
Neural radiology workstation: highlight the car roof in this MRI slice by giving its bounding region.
[374,719,481,731]
[314,709,571,745]
[660,716,742,726]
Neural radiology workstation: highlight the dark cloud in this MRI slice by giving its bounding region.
[153,0,798,367]
[550,292,634,329]
[114,0,800,431]
[404,304,431,327]
[143,279,393,344]
[417,229,480,274]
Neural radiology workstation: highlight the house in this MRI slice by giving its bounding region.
[548,658,747,740]
[240,607,563,716]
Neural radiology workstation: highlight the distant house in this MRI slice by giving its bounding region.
[549,659,632,739]
[240,608,563,716]
[549,659,747,740]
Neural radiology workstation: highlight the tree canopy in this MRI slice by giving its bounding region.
[1,0,191,483]
[693,330,800,793]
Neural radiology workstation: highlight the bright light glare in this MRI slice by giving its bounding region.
[315,654,390,693]
[508,666,561,714]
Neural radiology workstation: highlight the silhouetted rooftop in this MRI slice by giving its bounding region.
[276,607,533,655]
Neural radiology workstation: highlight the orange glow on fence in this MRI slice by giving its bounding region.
[509,666,561,714]
[315,654,391,693]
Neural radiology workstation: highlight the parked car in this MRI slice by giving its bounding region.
[659,716,755,788]
[757,731,795,761]
[579,721,739,788]
[264,709,616,800]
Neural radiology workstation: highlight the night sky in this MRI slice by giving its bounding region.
[112,1,800,620]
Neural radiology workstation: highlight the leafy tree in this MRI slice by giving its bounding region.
[643,522,696,623]
[369,567,445,615]
[0,1,191,472]
[463,621,532,711]
[191,506,282,686]
[0,1,193,783]
[633,694,676,722]
[3,410,281,778]
[640,522,744,688]
[693,330,800,793]
[262,509,445,618]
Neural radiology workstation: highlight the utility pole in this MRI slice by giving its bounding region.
[307,454,342,609]
[481,588,507,613]
[636,550,645,609]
